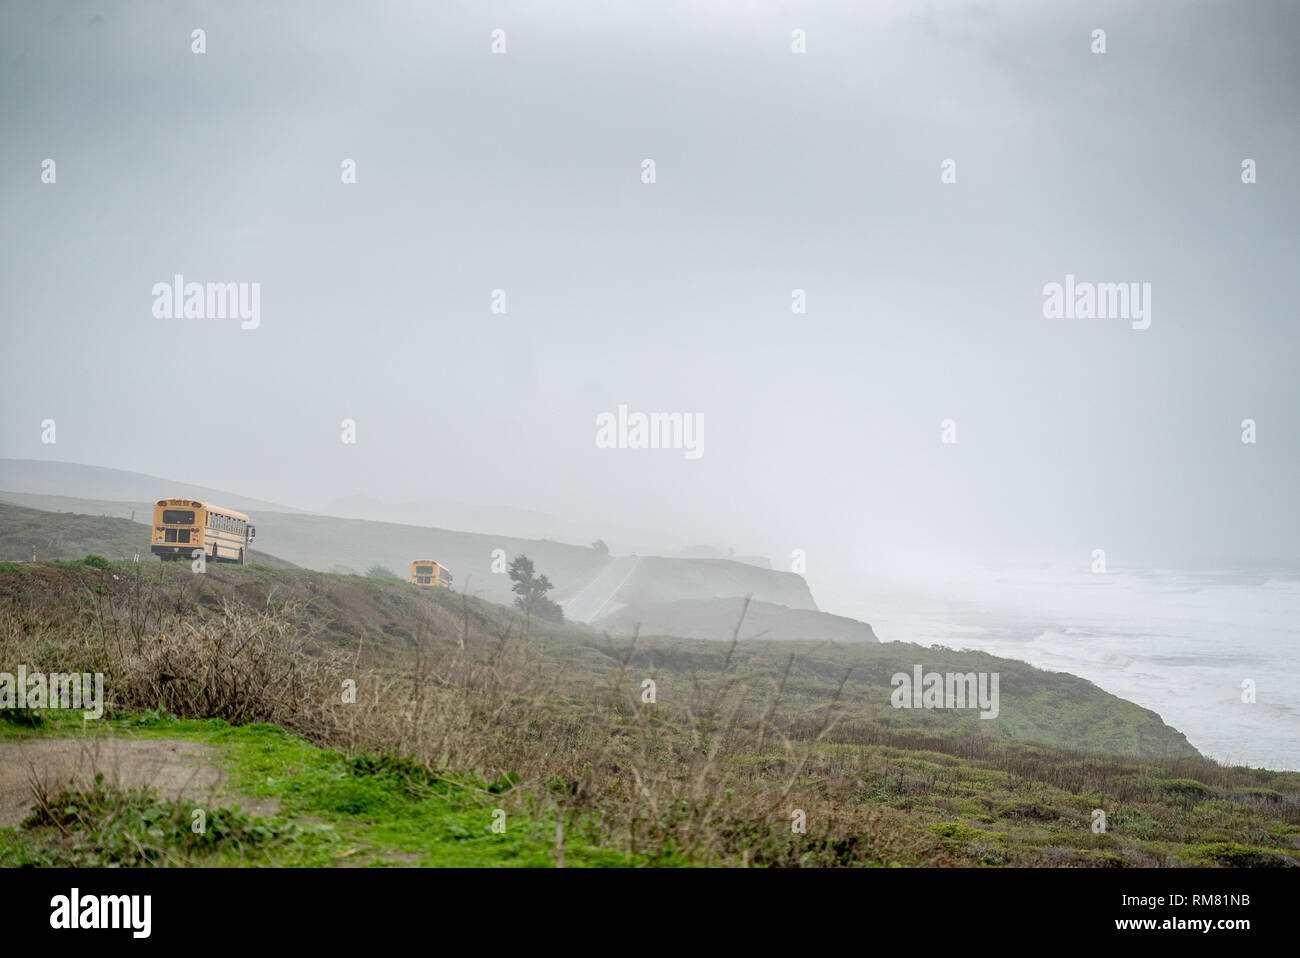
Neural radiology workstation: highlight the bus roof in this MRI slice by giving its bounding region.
[155,498,250,522]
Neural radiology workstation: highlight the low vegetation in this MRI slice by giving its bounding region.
[0,559,1296,867]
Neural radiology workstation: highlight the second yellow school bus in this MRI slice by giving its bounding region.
[151,498,257,564]
[409,560,453,588]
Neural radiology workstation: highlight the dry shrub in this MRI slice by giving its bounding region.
[118,600,340,727]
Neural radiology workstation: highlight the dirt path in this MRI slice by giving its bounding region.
[0,737,279,827]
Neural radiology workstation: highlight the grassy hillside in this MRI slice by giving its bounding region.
[226,510,615,607]
[0,493,837,632]
[2,558,1296,867]
[0,559,1189,756]
[0,493,873,642]
[0,487,618,608]
[0,500,294,568]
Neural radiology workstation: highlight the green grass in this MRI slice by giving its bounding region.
[0,712,655,868]
[4,780,304,867]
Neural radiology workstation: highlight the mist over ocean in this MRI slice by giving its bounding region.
[838,567,1300,771]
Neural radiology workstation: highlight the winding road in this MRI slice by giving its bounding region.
[560,555,640,624]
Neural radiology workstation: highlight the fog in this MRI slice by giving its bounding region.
[2,0,1297,607]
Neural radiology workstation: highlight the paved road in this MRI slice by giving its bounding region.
[560,555,640,624]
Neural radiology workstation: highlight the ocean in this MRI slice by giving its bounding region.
[834,566,1300,771]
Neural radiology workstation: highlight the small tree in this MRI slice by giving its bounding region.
[365,564,399,581]
[590,539,609,556]
[508,554,564,623]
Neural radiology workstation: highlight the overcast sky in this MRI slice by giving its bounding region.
[2,0,1297,594]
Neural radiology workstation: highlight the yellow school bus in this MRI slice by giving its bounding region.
[409,560,453,588]
[151,498,256,564]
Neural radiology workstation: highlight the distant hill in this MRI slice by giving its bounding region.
[615,556,816,611]
[678,544,773,568]
[0,496,824,617]
[218,509,613,608]
[0,500,295,568]
[0,492,607,605]
[319,493,570,543]
[597,597,878,643]
[0,459,872,639]
[0,459,297,515]
[0,458,673,551]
